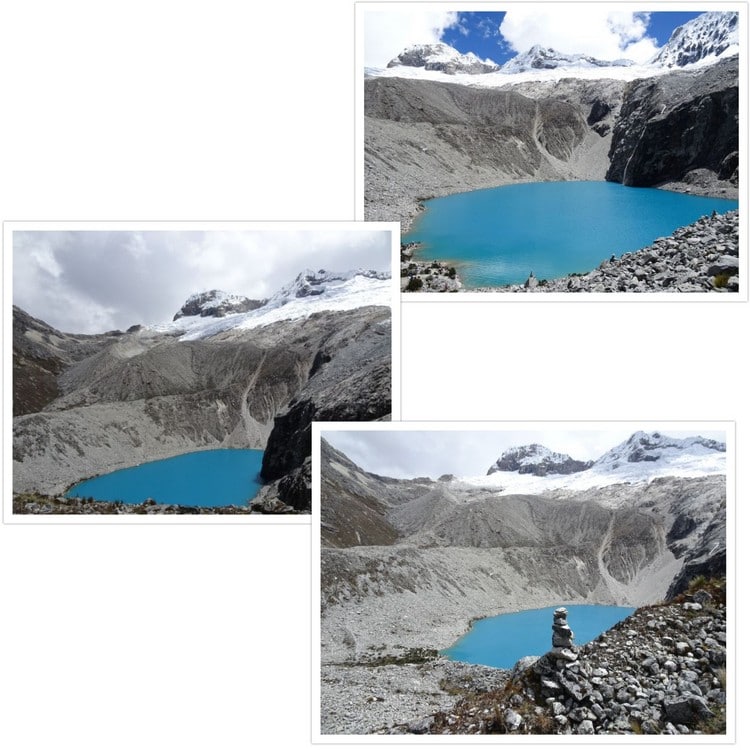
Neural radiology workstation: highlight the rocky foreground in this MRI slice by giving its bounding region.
[322,580,726,735]
[11,492,289,515]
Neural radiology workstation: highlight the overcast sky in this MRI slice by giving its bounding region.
[322,425,728,479]
[364,7,705,67]
[13,228,392,333]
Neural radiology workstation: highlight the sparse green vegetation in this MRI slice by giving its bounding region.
[712,273,730,288]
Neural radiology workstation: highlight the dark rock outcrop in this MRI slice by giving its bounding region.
[260,308,391,510]
[173,289,264,320]
[488,444,593,476]
[606,57,738,187]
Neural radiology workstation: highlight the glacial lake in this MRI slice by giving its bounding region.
[405,181,738,287]
[442,604,636,669]
[65,449,265,507]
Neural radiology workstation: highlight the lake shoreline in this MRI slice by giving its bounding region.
[402,197,739,294]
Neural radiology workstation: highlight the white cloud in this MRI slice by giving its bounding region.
[364,10,459,67]
[499,8,659,63]
[13,228,392,333]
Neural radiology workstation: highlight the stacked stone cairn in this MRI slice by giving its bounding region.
[550,607,577,664]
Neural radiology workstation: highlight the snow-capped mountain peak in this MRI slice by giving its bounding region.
[651,11,739,68]
[487,443,593,476]
[172,289,264,320]
[387,42,500,75]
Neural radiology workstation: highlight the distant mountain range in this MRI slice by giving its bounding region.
[380,11,739,78]
[479,431,725,494]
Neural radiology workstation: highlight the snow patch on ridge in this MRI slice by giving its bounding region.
[147,270,391,341]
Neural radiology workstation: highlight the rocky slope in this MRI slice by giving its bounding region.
[398,583,726,736]
[13,281,391,513]
[365,75,615,228]
[319,438,726,732]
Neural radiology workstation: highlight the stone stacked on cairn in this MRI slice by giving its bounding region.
[551,606,578,663]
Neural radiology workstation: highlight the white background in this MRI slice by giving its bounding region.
[1,1,745,748]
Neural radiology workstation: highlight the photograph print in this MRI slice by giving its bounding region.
[360,3,742,294]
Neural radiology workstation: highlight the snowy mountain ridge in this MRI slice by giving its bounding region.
[372,11,739,86]
[387,42,500,74]
[500,44,635,74]
[650,11,739,68]
[468,431,726,498]
[149,269,391,341]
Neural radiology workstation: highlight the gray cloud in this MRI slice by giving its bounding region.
[13,227,393,333]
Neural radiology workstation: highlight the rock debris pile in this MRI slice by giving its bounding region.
[400,244,461,292]
[506,209,739,293]
[421,585,726,735]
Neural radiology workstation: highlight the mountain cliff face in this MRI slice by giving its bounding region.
[13,278,391,513]
[605,56,738,187]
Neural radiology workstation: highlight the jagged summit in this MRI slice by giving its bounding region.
[387,42,500,74]
[268,268,391,305]
[501,45,634,74]
[651,11,739,68]
[173,289,264,320]
[487,443,593,476]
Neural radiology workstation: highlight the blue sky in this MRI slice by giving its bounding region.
[441,11,705,64]
[365,8,709,67]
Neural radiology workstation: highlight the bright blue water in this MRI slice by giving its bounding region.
[405,181,738,287]
[65,449,265,507]
[443,604,636,669]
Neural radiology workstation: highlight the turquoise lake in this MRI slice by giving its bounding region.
[442,604,636,669]
[404,181,738,287]
[65,449,265,507]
